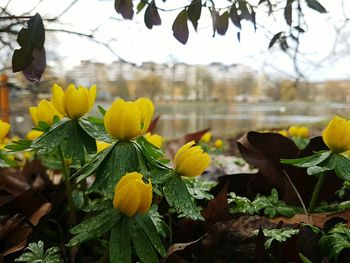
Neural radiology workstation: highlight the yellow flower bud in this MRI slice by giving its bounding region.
[51,83,96,119]
[0,120,10,142]
[214,139,223,148]
[200,132,211,143]
[29,99,62,126]
[96,140,111,152]
[104,98,154,141]
[323,116,350,153]
[113,172,152,217]
[174,141,211,177]
[26,130,44,140]
[144,132,163,148]
[277,129,288,137]
[288,125,309,138]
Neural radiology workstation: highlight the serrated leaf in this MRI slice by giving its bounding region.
[332,154,350,181]
[77,123,97,154]
[187,0,202,31]
[130,219,159,263]
[31,120,70,155]
[164,174,203,220]
[135,214,166,256]
[5,139,32,151]
[68,208,120,246]
[280,150,332,168]
[15,241,63,263]
[183,177,216,200]
[172,9,189,44]
[73,141,115,182]
[229,5,241,29]
[216,11,229,35]
[253,228,299,249]
[305,0,327,13]
[110,218,131,263]
[79,118,113,143]
[306,165,332,175]
[89,141,140,197]
[114,0,134,19]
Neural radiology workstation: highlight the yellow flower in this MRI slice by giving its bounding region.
[26,130,44,140]
[104,98,154,141]
[200,132,211,143]
[323,116,350,153]
[174,141,211,177]
[113,172,152,217]
[96,140,111,152]
[214,139,223,148]
[51,83,96,119]
[29,99,62,126]
[0,120,10,142]
[288,125,309,138]
[144,132,163,148]
[277,129,288,137]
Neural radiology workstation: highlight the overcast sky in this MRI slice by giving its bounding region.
[6,0,350,81]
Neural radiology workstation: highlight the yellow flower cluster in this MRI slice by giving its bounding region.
[29,99,62,126]
[174,141,211,177]
[113,172,152,217]
[0,120,10,142]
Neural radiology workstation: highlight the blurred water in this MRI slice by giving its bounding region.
[11,101,350,139]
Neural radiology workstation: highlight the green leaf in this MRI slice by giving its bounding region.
[5,139,32,151]
[110,217,131,263]
[97,105,106,116]
[65,120,85,164]
[216,11,229,35]
[280,150,332,168]
[89,141,140,197]
[299,253,313,263]
[15,241,63,263]
[130,219,159,263]
[148,204,170,239]
[183,177,216,200]
[135,136,170,170]
[292,136,310,150]
[172,9,189,44]
[137,1,147,13]
[252,228,299,249]
[79,118,113,143]
[31,120,70,155]
[73,142,115,183]
[319,223,350,262]
[135,214,166,256]
[228,192,255,215]
[164,174,203,220]
[305,0,327,13]
[37,120,51,131]
[306,165,332,176]
[187,0,202,31]
[68,208,120,246]
[77,121,97,154]
[332,154,350,181]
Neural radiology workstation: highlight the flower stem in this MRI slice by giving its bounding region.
[58,146,77,226]
[308,172,327,212]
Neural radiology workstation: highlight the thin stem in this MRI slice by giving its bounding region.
[58,146,77,226]
[308,172,327,212]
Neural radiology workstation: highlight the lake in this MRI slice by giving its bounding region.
[10,101,350,139]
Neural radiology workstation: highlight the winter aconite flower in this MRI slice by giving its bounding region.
[174,141,211,177]
[113,172,152,217]
[51,84,96,119]
[104,98,154,141]
[288,125,309,138]
[323,116,350,153]
[29,99,62,126]
[144,132,163,148]
[214,139,223,149]
[200,132,211,143]
[26,130,44,141]
[0,120,10,142]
